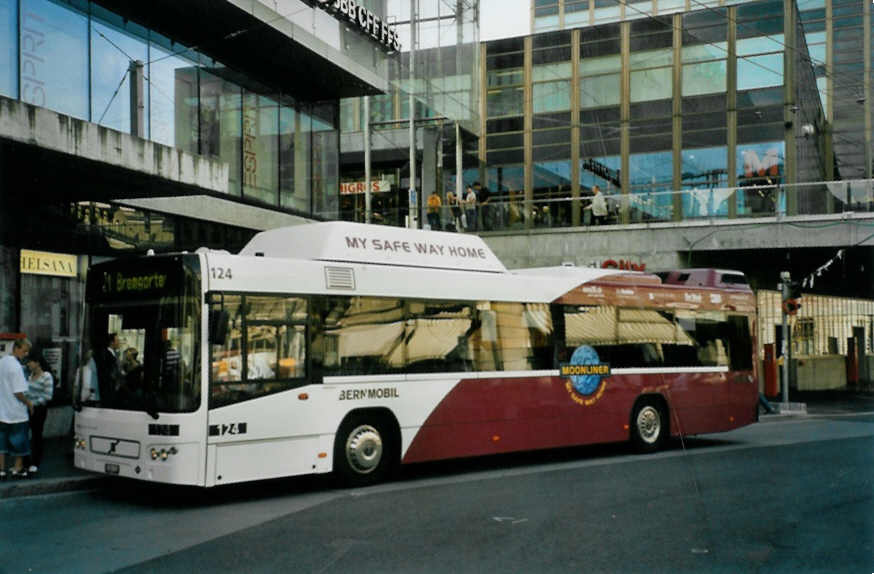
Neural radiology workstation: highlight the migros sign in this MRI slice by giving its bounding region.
[316,0,401,51]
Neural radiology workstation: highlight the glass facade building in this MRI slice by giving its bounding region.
[0,0,361,220]
[477,0,873,229]
[337,0,481,226]
[0,0,395,405]
[531,0,873,189]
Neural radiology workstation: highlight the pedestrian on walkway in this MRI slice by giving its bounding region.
[585,185,608,225]
[464,185,478,232]
[426,191,442,230]
[24,353,53,475]
[446,191,463,231]
[0,338,33,480]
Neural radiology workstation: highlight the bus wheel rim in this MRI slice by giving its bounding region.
[637,406,661,444]
[345,425,383,474]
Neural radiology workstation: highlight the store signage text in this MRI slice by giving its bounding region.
[316,0,400,51]
[20,249,77,278]
[340,180,392,195]
[601,259,646,272]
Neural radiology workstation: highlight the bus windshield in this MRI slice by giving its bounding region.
[78,255,201,414]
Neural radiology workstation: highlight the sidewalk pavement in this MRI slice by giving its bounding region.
[0,436,109,499]
[3,390,873,499]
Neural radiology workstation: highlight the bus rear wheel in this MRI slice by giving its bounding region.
[334,415,394,487]
[631,399,667,453]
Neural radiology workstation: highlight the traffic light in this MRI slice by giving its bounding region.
[782,280,802,315]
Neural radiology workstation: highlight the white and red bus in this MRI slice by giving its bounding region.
[73,222,758,487]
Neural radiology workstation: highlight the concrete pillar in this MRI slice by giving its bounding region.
[672,13,683,222]
[524,35,534,230]
[571,29,581,227]
[0,246,19,332]
[783,0,797,214]
[128,60,144,138]
[620,21,631,224]
[727,6,738,217]
[422,126,440,223]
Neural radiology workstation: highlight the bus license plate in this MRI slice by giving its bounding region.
[105,463,120,475]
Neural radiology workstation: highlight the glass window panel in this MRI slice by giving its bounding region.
[630,48,672,69]
[280,103,310,213]
[807,43,826,66]
[629,151,674,221]
[242,92,279,205]
[580,54,622,75]
[736,141,785,215]
[736,35,785,56]
[533,80,570,113]
[487,87,524,117]
[0,0,17,97]
[148,43,199,153]
[487,68,524,87]
[534,14,560,30]
[682,61,727,97]
[658,0,686,14]
[737,53,784,90]
[579,155,621,192]
[682,43,728,63]
[20,0,88,119]
[630,67,672,102]
[580,74,620,108]
[200,69,242,196]
[310,103,339,220]
[91,21,149,135]
[681,146,729,217]
[565,9,590,26]
[594,0,621,23]
[532,62,571,82]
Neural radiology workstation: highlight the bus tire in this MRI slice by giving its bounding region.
[631,397,668,453]
[334,413,395,487]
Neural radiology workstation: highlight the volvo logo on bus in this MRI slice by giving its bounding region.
[560,345,611,406]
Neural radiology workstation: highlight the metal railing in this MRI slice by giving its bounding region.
[331,179,874,232]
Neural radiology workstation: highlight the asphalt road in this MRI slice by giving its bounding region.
[3,413,872,574]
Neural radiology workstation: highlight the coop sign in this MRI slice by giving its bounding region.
[316,0,401,51]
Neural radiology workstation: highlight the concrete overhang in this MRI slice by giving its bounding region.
[92,0,390,100]
[0,97,314,231]
[114,195,312,231]
[0,96,227,199]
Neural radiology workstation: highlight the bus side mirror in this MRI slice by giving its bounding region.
[208,309,229,345]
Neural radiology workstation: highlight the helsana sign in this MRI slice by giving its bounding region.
[316,0,400,51]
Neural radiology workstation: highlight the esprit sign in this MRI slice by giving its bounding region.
[20,249,78,278]
[340,180,391,195]
[316,0,400,51]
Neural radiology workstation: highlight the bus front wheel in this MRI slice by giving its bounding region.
[631,398,668,453]
[334,415,394,487]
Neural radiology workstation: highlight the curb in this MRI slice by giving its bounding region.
[0,475,110,499]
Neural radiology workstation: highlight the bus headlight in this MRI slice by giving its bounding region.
[73,436,87,450]
[150,446,179,461]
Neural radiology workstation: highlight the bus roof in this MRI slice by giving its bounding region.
[239,222,508,273]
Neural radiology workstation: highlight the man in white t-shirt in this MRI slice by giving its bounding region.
[0,338,34,478]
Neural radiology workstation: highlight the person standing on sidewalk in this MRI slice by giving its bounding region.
[24,354,53,475]
[0,338,33,479]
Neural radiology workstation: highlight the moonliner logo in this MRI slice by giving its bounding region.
[560,345,611,406]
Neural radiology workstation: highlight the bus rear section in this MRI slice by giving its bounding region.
[73,254,208,485]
